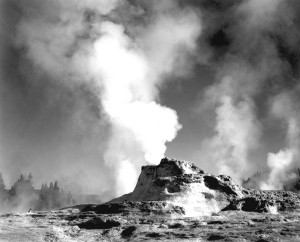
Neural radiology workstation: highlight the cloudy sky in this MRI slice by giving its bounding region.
[0,0,299,198]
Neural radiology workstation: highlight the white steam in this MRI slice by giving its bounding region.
[89,6,200,195]
[90,21,182,192]
[239,0,283,29]
[198,0,290,184]
[6,0,300,198]
[13,0,201,197]
[200,66,261,182]
[261,93,300,190]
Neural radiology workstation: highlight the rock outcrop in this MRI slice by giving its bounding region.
[224,189,300,213]
[80,158,300,217]
[110,157,244,216]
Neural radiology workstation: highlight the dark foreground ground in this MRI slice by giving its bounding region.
[0,204,300,242]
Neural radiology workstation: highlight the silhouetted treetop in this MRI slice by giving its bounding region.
[0,172,5,190]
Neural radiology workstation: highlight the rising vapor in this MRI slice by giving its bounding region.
[261,93,300,189]
[0,0,300,200]
[195,0,300,188]
[0,0,201,198]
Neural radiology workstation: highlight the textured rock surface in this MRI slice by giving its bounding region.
[225,190,300,213]
[111,157,244,216]
[1,208,300,241]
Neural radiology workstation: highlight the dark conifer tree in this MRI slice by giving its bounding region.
[19,174,25,182]
[28,173,33,182]
[0,172,5,191]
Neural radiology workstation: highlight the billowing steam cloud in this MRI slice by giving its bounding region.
[89,15,199,195]
[0,0,200,198]
[261,93,300,189]
[196,0,300,187]
[1,0,300,201]
[197,0,282,182]
[200,64,262,182]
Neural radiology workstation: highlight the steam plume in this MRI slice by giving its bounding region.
[89,2,200,196]
[197,0,300,186]
[0,0,201,197]
[1,0,300,200]
[261,93,300,189]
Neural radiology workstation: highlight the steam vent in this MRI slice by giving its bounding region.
[110,157,245,216]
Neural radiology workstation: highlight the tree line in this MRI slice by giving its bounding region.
[0,172,75,212]
[242,168,300,191]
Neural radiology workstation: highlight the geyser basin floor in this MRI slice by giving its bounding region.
[1,158,300,241]
[1,209,300,241]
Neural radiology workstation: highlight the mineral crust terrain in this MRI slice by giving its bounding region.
[1,157,300,241]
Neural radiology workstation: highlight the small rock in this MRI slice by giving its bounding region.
[75,217,121,230]
[146,232,161,238]
[121,226,137,238]
[207,234,225,241]
[247,220,255,227]
[207,220,225,225]
[168,222,185,229]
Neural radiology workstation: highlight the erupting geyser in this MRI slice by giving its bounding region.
[1,0,300,210]
[111,157,244,216]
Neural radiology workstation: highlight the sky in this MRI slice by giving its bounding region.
[0,0,300,199]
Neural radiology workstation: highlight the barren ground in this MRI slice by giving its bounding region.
[0,207,300,242]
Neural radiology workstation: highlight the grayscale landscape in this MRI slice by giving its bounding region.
[0,0,300,241]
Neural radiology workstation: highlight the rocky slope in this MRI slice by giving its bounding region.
[111,157,244,216]
[1,157,300,241]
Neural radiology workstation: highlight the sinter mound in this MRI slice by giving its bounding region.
[84,157,300,217]
[91,158,246,216]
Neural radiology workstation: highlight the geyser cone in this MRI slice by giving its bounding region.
[111,157,244,216]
